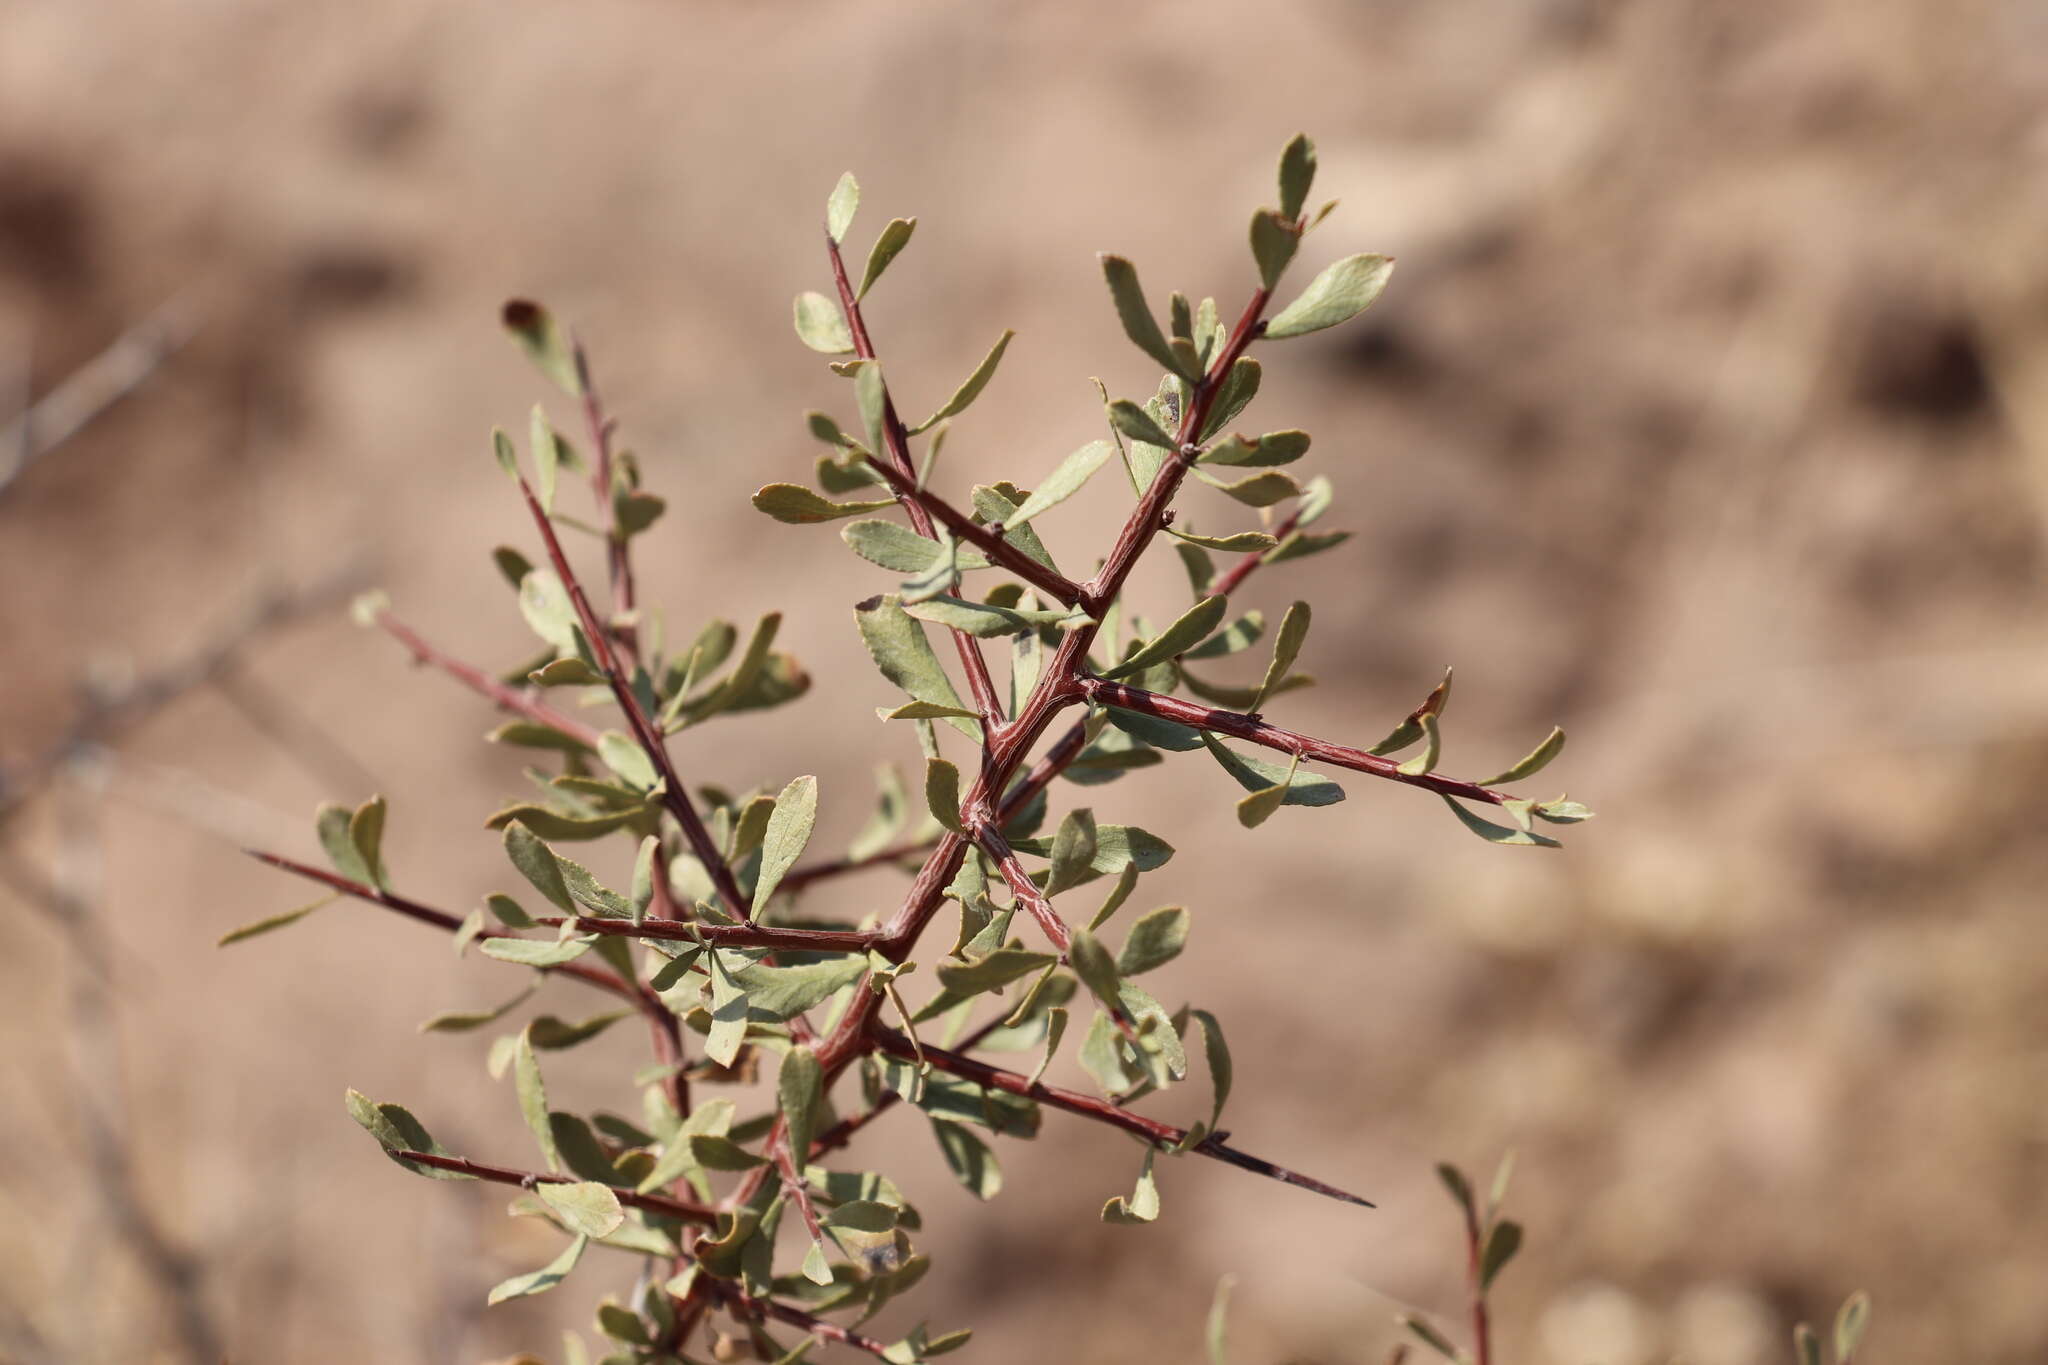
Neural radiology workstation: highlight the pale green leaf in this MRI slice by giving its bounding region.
[794,292,854,354]
[855,595,976,740]
[910,331,1014,433]
[826,172,859,244]
[515,1028,559,1169]
[1265,254,1394,339]
[779,1046,823,1164]
[1277,133,1316,220]
[1100,595,1227,679]
[502,299,583,396]
[753,774,819,912]
[1004,440,1115,529]
[924,757,965,833]
[218,892,337,946]
[538,1181,624,1239]
[1099,254,1197,379]
[1477,726,1566,787]
[1106,398,1178,450]
[857,217,916,300]
[1442,795,1562,848]
[752,484,896,524]
[735,955,869,1020]
[487,1234,587,1305]
[1251,601,1311,711]
[1117,906,1188,975]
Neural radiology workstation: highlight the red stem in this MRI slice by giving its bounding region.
[871,1029,1372,1207]
[1077,678,1516,806]
[514,474,752,918]
[373,610,602,749]
[390,1150,715,1225]
[826,231,1008,735]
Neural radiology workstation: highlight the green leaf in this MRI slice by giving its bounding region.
[1479,1219,1522,1290]
[487,1234,587,1305]
[794,292,854,354]
[1101,1150,1160,1224]
[904,597,1078,639]
[911,331,1015,433]
[971,483,1061,572]
[898,529,962,605]
[1067,928,1122,1012]
[592,732,656,793]
[930,1119,1002,1199]
[1199,429,1310,468]
[518,568,580,654]
[826,172,859,244]
[1835,1291,1871,1362]
[779,1046,824,1165]
[531,404,560,514]
[1198,735,1344,810]
[753,775,819,913]
[1277,133,1316,220]
[1249,209,1298,289]
[753,483,896,524]
[1194,468,1300,508]
[528,1010,632,1049]
[1265,254,1394,340]
[924,757,965,834]
[843,520,980,575]
[858,217,916,300]
[479,936,594,968]
[934,948,1057,996]
[855,595,976,740]
[420,983,536,1033]
[878,699,983,720]
[1402,1314,1459,1361]
[501,299,583,396]
[538,1181,625,1239]
[218,892,337,946]
[503,822,575,912]
[487,721,594,754]
[854,359,888,457]
[484,804,643,842]
[703,950,749,1068]
[1201,358,1262,440]
[1436,1162,1475,1217]
[1534,798,1594,824]
[315,802,370,884]
[1206,1275,1234,1365]
[629,836,658,924]
[1008,825,1174,885]
[1004,441,1116,529]
[736,955,869,1020]
[1106,398,1178,450]
[515,1028,559,1169]
[1117,906,1188,975]
[1164,526,1277,553]
[1189,1008,1232,1129]
[1794,1323,1821,1365]
[1099,254,1197,380]
[1044,808,1099,899]
[1100,595,1227,679]
[1370,668,1454,754]
[1251,601,1311,711]
[1477,726,1566,787]
[491,426,519,481]
[1442,796,1561,848]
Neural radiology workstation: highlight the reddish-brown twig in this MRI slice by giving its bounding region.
[1076,678,1516,807]
[372,608,602,750]
[513,474,751,917]
[390,1150,715,1225]
[824,232,1007,735]
[870,1030,1373,1208]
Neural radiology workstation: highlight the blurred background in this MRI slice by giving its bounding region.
[3,1,2045,1361]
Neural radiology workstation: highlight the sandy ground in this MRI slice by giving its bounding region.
[2,1,2046,1361]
